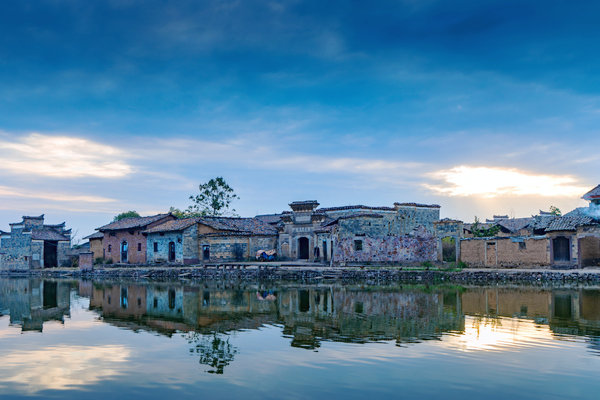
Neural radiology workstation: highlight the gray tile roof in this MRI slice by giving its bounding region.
[144,218,199,234]
[197,217,278,235]
[496,218,533,233]
[31,229,70,241]
[97,214,171,231]
[254,214,284,225]
[583,184,600,201]
[83,232,104,240]
[545,216,596,232]
[319,205,396,212]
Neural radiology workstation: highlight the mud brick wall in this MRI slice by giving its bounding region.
[460,237,550,267]
[89,237,103,261]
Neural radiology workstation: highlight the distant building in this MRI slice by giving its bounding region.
[82,231,104,261]
[0,215,71,270]
[96,214,175,264]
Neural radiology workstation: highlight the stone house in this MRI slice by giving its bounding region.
[0,215,71,270]
[196,217,278,262]
[275,201,440,265]
[96,214,175,264]
[144,218,200,264]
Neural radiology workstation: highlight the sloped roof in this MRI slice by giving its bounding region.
[144,218,199,234]
[255,214,284,225]
[97,214,171,231]
[545,216,596,232]
[496,218,533,233]
[583,185,600,201]
[394,202,441,208]
[530,215,558,231]
[31,229,70,241]
[336,213,385,220]
[319,205,395,212]
[83,232,104,240]
[197,217,278,235]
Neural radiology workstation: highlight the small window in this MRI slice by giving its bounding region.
[109,232,115,237]
[153,297,158,308]
[108,244,112,253]
[137,243,142,251]
[519,242,526,250]
[354,240,363,251]
[154,242,158,252]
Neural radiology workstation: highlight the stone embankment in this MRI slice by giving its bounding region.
[3,265,600,284]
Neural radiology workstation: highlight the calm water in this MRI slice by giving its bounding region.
[1,279,600,399]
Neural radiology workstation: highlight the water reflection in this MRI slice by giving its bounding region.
[2,278,600,396]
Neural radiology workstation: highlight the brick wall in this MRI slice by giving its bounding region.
[460,237,549,267]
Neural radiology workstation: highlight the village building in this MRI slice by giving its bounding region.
[458,185,600,268]
[83,231,104,261]
[196,217,278,262]
[274,201,440,265]
[144,218,201,264]
[96,214,175,264]
[0,215,71,270]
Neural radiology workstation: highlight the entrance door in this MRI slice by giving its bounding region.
[121,241,128,263]
[298,237,309,260]
[323,241,328,262]
[43,241,58,268]
[168,242,176,262]
[202,245,210,261]
[553,237,571,262]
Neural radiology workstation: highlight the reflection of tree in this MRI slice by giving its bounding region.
[186,332,238,374]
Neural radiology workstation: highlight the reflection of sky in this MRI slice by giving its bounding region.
[0,293,599,399]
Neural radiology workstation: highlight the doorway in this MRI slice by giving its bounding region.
[298,237,309,260]
[442,237,457,262]
[202,245,210,261]
[43,241,58,268]
[121,241,129,263]
[168,241,176,262]
[553,237,571,263]
[322,241,328,262]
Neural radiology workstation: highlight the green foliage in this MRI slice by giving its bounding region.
[113,210,141,221]
[168,207,204,219]
[471,216,501,238]
[188,177,240,217]
[549,206,562,216]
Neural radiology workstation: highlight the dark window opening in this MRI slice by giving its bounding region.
[154,242,158,252]
[168,289,176,309]
[137,243,142,251]
[108,245,112,253]
[153,297,158,308]
[203,291,210,306]
[519,242,526,250]
[354,301,364,314]
[354,240,363,251]
[299,290,310,312]
[203,245,210,261]
[137,298,142,307]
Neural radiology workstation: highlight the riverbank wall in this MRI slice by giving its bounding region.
[3,265,600,284]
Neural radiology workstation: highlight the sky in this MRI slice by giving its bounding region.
[1,0,599,241]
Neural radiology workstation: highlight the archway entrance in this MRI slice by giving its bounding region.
[121,241,128,263]
[298,237,309,260]
[552,237,570,263]
[168,242,176,262]
[442,237,456,262]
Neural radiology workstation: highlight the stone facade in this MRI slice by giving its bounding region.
[145,223,199,265]
[0,215,71,270]
[276,201,440,265]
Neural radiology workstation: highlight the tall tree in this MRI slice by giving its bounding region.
[188,177,239,217]
[113,211,141,221]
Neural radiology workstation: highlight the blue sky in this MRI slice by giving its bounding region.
[1,0,599,240]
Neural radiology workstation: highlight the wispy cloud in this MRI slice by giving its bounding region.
[0,133,132,178]
[425,165,590,198]
[0,185,116,203]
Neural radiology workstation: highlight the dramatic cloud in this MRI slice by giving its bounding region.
[425,166,590,198]
[0,133,132,178]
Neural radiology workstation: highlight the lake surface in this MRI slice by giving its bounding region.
[1,278,600,399]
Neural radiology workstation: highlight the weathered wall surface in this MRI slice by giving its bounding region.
[332,236,437,264]
[249,236,278,256]
[89,238,103,260]
[146,227,200,265]
[0,254,30,270]
[460,237,549,267]
[201,236,249,262]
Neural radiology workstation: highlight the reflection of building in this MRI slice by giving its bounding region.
[0,279,70,331]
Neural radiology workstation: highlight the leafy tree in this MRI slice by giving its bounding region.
[471,216,501,238]
[113,211,141,221]
[168,206,204,219]
[188,177,239,217]
[549,206,562,216]
[186,332,238,374]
